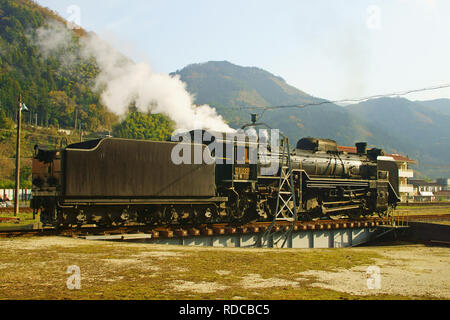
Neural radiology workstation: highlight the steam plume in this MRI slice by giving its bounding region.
[35,21,234,133]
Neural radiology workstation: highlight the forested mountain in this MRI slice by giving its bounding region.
[346,98,450,178]
[0,0,120,131]
[172,61,323,128]
[416,99,450,117]
[173,61,318,109]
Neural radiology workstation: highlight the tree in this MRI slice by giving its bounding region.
[0,107,13,129]
[19,165,32,188]
[48,90,75,127]
[113,110,174,141]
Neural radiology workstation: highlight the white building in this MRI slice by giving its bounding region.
[389,154,416,202]
[409,180,444,202]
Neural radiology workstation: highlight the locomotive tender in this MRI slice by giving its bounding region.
[31,131,400,227]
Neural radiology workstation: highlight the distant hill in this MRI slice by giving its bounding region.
[416,99,450,117]
[346,97,450,178]
[173,61,318,108]
[172,61,324,129]
[175,61,450,179]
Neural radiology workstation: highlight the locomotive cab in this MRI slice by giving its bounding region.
[184,130,258,184]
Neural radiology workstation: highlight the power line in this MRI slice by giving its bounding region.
[237,83,450,112]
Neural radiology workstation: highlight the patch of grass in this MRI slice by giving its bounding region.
[0,210,38,229]
[395,207,450,216]
[397,205,450,210]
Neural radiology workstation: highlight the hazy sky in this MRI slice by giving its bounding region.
[36,0,450,102]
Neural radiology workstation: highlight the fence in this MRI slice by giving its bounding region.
[0,189,32,201]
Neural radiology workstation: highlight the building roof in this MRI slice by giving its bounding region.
[409,179,442,187]
[338,146,359,154]
[389,154,416,163]
[337,146,416,163]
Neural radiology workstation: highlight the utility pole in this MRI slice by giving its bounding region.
[14,96,22,217]
[74,107,78,131]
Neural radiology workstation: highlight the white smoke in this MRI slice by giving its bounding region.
[34,20,73,58]
[34,21,234,133]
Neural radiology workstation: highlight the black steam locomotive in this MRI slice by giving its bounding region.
[31,131,400,227]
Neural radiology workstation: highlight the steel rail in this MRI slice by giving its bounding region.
[1,214,448,239]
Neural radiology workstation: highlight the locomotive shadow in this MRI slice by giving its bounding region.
[361,222,450,248]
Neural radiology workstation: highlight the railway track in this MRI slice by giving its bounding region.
[1,214,448,240]
[0,218,389,239]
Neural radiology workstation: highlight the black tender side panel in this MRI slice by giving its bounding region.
[63,139,216,198]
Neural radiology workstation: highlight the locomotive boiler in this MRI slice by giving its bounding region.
[31,132,400,228]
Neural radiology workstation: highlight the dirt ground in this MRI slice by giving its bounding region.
[0,236,448,300]
[297,246,450,298]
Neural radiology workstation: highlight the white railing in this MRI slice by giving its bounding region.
[399,185,414,194]
[398,169,414,178]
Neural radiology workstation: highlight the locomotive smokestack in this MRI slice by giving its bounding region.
[356,142,367,155]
